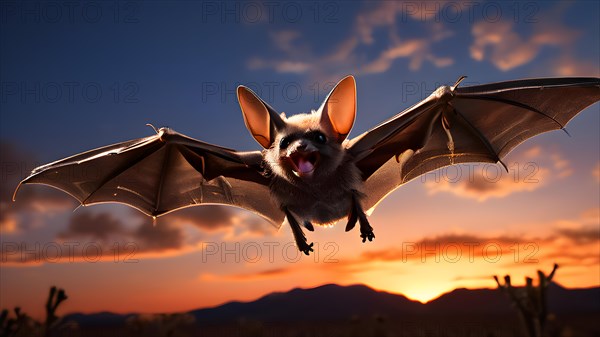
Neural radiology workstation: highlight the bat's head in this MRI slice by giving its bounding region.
[237,76,356,182]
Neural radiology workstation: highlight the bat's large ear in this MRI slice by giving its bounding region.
[319,75,356,142]
[237,86,286,148]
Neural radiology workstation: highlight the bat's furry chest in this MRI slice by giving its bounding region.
[269,162,363,226]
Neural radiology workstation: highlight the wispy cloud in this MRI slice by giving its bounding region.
[549,54,600,77]
[1,141,276,265]
[362,38,453,73]
[2,202,275,266]
[553,208,599,244]
[357,233,541,263]
[58,212,128,242]
[199,267,293,282]
[247,2,454,80]
[470,20,540,71]
[2,210,188,265]
[424,146,571,202]
[1,142,76,234]
[333,211,599,270]
[470,3,598,75]
[247,31,312,74]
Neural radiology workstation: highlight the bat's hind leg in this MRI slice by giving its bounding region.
[284,208,314,255]
[346,193,375,243]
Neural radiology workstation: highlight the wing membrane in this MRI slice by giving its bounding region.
[349,77,600,213]
[15,128,285,227]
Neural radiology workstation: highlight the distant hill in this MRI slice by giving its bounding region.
[425,282,599,316]
[64,282,600,327]
[190,284,424,323]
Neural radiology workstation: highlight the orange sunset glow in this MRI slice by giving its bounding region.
[1,1,599,335]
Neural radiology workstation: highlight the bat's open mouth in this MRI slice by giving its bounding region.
[288,151,320,177]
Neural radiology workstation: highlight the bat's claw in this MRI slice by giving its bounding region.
[360,230,375,243]
[359,217,375,243]
[299,242,314,255]
[284,208,314,256]
[349,193,375,243]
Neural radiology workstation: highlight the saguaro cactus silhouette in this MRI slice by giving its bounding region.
[494,264,558,337]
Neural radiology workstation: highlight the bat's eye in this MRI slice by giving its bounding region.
[280,137,291,149]
[314,132,327,144]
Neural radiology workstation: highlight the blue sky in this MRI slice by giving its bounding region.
[2,1,598,154]
[1,1,599,318]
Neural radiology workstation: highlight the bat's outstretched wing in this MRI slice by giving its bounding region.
[348,77,600,213]
[14,127,284,227]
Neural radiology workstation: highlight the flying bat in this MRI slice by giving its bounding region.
[14,76,600,255]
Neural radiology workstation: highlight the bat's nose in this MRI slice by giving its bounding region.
[287,140,316,157]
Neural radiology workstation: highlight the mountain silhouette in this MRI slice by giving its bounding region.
[64,282,599,327]
[191,284,424,323]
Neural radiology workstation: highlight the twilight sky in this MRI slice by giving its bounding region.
[1,1,599,319]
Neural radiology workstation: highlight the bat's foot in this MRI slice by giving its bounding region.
[284,207,314,256]
[347,192,374,243]
[360,220,375,243]
[298,241,314,256]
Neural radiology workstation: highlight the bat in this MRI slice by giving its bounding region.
[14,76,600,255]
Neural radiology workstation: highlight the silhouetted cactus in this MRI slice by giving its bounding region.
[494,263,558,337]
[0,286,70,337]
[44,286,68,336]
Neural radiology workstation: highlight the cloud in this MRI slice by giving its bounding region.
[424,146,572,202]
[358,233,537,263]
[470,3,594,74]
[544,210,600,267]
[246,31,312,74]
[555,227,599,245]
[60,211,185,253]
[58,212,127,242]
[1,142,76,233]
[553,208,599,245]
[1,140,276,264]
[549,54,600,77]
[270,30,304,53]
[164,205,275,238]
[246,30,313,74]
[338,216,598,269]
[425,165,549,202]
[200,267,293,282]
[2,209,187,265]
[355,2,399,44]
[3,200,275,266]
[0,212,17,233]
[361,39,454,73]
[354,1,452,44]
[164,206,239,231]
[55,204,278,262]
[470,20,539,71]
[247,2,454,80]
[133,220,185,252]
[593,163,600,182]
